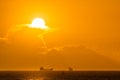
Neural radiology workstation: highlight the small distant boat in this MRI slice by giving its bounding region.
[40,67,73,71]
[40,67,53,71]
[68,67,73,71]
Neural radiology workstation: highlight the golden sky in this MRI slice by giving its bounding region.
[0,0,120,70]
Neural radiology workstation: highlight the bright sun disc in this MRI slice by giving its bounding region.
[31,18,48,29]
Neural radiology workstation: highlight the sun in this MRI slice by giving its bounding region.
[30,18,48,29]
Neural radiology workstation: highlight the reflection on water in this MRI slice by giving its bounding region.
[24,78,44,80]
[23,77,49,80]
[0,71,120,80]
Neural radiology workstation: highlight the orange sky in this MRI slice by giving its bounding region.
[0,0,120,70]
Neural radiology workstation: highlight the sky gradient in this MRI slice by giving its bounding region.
[0,0,120,70]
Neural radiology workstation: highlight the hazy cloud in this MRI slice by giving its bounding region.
[0,41,120,70]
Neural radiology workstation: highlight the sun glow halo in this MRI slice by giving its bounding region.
[31,18,48,29]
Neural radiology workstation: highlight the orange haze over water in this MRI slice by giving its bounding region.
[0,0,120,70]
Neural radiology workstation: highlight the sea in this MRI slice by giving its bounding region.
[0,71,120,80]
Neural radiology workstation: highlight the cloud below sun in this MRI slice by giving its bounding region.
[0,32,120,70]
